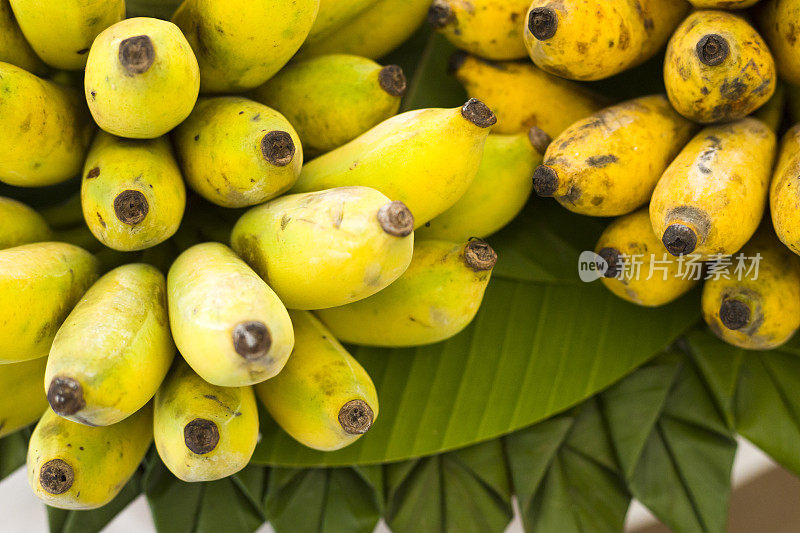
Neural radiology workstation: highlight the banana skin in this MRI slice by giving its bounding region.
[0,197,52,250]
[316,239,497,346]
[45,264,175,427]
[770,124,800,256]
[651,118,776,260]
[0,0,47,75]
[756,0,800,87]
[231,186,415,310]
[154,359,259,482]
[255,310,379,451]
[0,357,48,438]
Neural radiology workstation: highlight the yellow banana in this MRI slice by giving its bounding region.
[534,95,696,217]
[316,239,497,346]
[418,128,545,242]
[84,17,200,139]
[39,194,84,230]
[172,0,319,93]
[756,0,800,86]
[292,99,495,227]
[81,131,186,252]
[45,264,174,427]
[0,357,48,438]
[0,0,47,75]
[295,0,430,60]
[651,118,775,259]
[690,0,758,6]
[9,0,124,70]
[254,310,378,451]
[428,0,530,60]
[0,197,52,249]
[231,186,415,310]
[0,242,98,363]
[754,80,786,132]
[595,209,698,307]
[0,62,93,187]
[305,0,377,44]
[250,54,405,156]
[770,124,800,256]
[664,10,776,124]
[154,359,258,482]
[27,405,152,510]
[524,0,690,81]
[168,243,294,387]
[449,52,603,137]
[702,228,800,350]
[173,97,302,208]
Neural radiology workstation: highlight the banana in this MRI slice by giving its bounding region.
[9,0,124,70]
[0,197,52,249]
[316,239,497,346]
[754,80,786,132]
[81,131,186,252]
[154,359,258,482]
[250,54,405,156]
[523,0,690,81]
[0,243,98,363]
[702,228,800,350]
[533,95,696,217]
[0,357,48,438]
[770,124,800,256]
[428,0,530,60]
[39,194,84,230]
[45,264,174,427]
[27,405,152,510]
[295,0,430,60]
[173,96,302,208]
[690,0,758,6]
[306,0,377,44]
[84,17,200,139]
[418,128,545,242]
[292,99,496,227]
[595,209,698,307]
[0,0,47,75]
[0,62,93,187]
[231,186,415,310]
[172,0,319,93]
[168,243,294,387]
[651,118,775,260]
[757,0,800,86]
[254,310,378,451]
[449,52,603,137]
[664,10,776,124]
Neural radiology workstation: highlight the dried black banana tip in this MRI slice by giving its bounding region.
[528,126,552,154]
[464,239,497,271]
[662,223,698,256]
[528,7,558,41]
[114,190,149,226]
[39,459,74,495]
[427,0,454,29]
[119,35,155,74]
[47,377,85,416]
[447,50,468,75]
[233,320,272,359]
[338,399,374,435]
[261,130,295,167]
[532,165,559,197]
[184,418,220,454]
[378,201,414,237]
[378,65,408,97]
[597,247,621,278]
[696,34,729,66]
[461,98,497,128]
[719,299,751,331]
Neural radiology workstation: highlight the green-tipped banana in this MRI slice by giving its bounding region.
[173,97,302,208]
[172,0,319,93]
[81,131,186,252]
[418,128,545,242]
[316,239,497,346]
[0,242,98,363]
[292,99,496,227]
[168,243,294,387]
[0,357,48,438]
[0,62,93,187]
[231,186,415,310]
[254,310,378,451]
[9,0,125,70]
[251,54,405,156]
[0,0,47,75]
[84,17,200,139]
[27,405,152,510]
[45,264,174,427]
[154,359,259,482]
[0,197,51,249]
